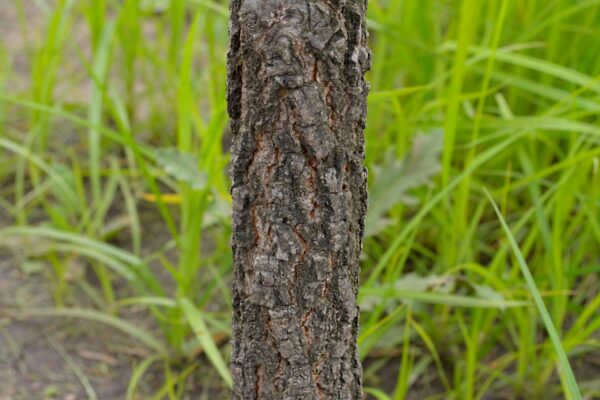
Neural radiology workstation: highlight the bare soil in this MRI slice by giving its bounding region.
[0,252,144,399]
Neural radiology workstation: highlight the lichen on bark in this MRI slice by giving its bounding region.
[227,0,370,398]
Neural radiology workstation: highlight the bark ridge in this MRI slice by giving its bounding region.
[227,1,370,398]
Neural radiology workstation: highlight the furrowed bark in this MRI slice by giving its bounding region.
[227,1,370,399]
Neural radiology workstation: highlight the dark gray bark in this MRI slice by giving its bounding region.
[227,1,370,398]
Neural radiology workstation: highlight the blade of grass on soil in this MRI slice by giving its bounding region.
[485,188,582,400]
[9,307,167,356]
[178,297,232,388]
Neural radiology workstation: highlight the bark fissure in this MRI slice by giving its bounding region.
[228,1,370,398]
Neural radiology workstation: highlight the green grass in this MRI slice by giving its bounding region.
[486,188,582,400]
[1,0,599,398]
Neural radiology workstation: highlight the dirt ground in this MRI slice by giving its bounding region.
[0,2,223,397]
[0,254,142,399]
[0,246,232,400]
[0,3,167,397]
[0,190,230,400]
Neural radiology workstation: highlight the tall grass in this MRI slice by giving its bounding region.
[1,0,599,398]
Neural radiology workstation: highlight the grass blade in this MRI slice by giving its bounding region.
[126,354,162,400]
[178,298,232,388]
[0,226,165,296]
[8,307,167,356]
[47,335,98,400]
[88,20,116,203]
[360,288,529,309]
[485,189,582,400]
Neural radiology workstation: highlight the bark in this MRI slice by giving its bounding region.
[227,1,370,399]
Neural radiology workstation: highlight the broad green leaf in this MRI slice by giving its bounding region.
[155,148,207,190]
[366,131,443,237]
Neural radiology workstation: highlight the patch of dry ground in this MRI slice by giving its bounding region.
[0,249,156,399]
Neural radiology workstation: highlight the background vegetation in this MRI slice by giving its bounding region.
[1,0,599,399]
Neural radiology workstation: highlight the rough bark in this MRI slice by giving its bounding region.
[227,0,370,398]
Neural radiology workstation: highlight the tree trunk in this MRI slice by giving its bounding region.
[227,1,370,398]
